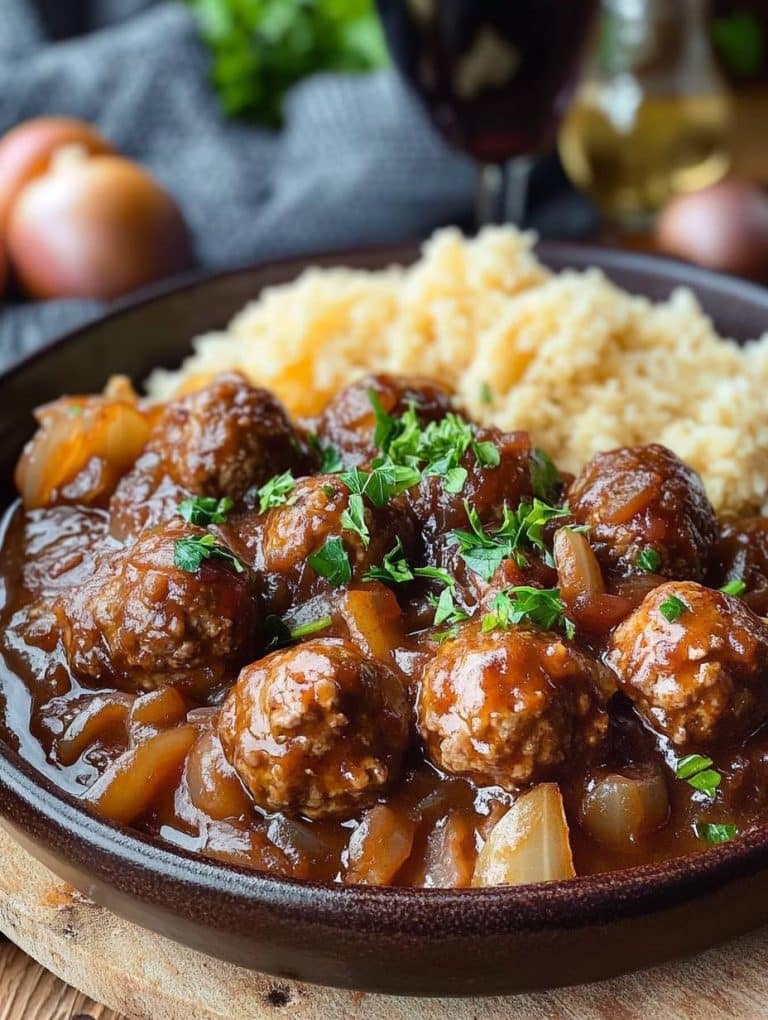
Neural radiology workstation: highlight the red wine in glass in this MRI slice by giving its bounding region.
[376,0,599,224]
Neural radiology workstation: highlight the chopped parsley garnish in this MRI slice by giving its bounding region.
[67,404,84,418]
[481,586,575,639]
[695,821,737,844]
[451,498,570,581]
[264,614,332,651]
[340,492,369,546]
[659,594,688,623]
[367,393,500,494]
[308,537,352,586]
[178,495,234,527]
[363,538,413,584]
[675,754,721,799]
[173,533,244,574]
[530,447,562,503]
[429,585,469,629]
[339,463,421,509]
[480,382,493,406]
[257,470,296,513]
[636,547,662,573]
[720,579,747,597]
[308,434,343,474]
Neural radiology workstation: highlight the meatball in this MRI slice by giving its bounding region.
[711,517,768,616]
[226,474,418,614]
[317,373,455,467]
[417,622,613,789]
[55,519,258,694]
[568,444,717,581]
[218,638,409,819]
[410,427,535,549]
[606,581,768,747]
[110,374,308,540]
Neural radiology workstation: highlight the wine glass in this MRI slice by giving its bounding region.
[376,0,599,226]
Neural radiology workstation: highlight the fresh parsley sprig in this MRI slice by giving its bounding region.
[308,536,352,586]
[178,495,234,526]
[308,434,343,474]
[451,498,570,581]
[675,754,721,799]
[481,586,575,639]
[363,538,413,583]
[174,533,245,574]
[636,547,662,573]
[659,594,688,623]
[530,447,562,502]
[264,613,333,651]
[695,821,737,844]
[720,579,747,597]
[257,470,296,513]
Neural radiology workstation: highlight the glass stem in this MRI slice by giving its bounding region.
[476,164,505,227]
[504,156,533,227]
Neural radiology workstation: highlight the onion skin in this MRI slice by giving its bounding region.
[655,181,768,281]
[0,117,113,230]
[7,153,193,300]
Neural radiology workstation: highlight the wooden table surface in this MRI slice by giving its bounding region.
[0,940,119,1020]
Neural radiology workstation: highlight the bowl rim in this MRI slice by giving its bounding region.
[4,238,768,937]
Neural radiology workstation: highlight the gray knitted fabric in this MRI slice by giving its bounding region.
[0,0,477,367]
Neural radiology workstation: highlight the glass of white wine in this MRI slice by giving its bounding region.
[559,0,732,232]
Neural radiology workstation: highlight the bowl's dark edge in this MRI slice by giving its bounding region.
[2,240,768,991]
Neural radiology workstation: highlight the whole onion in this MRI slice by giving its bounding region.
[0,116,113,230]
[7,149,192,300]
[656,181,768,281]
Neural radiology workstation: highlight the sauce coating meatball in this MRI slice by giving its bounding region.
[567,444,717,581]
[227,474,417,614]
[711,517,768,616]
[409,427,535,548]
[110,374,308,540]
[317,373,455,467]
[218,638,409,819]
[607,581,768,747]
[54,519,258,694]
[417,622,613,789]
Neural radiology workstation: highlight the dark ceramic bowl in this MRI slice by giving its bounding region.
[2,244,768,997]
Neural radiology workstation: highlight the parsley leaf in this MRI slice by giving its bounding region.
[636,547,662,573]
[481,586,574,637]
[340,492,370,546]
[339,463,420,508]
[720,579,747,598]
[174,533,244,574]
[676,754,721,798]
[257,470,296,513]
[309,434,343,474]
[659,594,688,623]
[695,821,737,844]
[444,466,468,494]
[530,448,562,502]
[430,586,469,629]
[480,382,493,405]
[308,536,352,586]
[265,613,332,651]
[178,496,234,526]
[363,538,414,584]
[451,498,569,580]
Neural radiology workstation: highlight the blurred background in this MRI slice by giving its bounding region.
[0,0,767,362]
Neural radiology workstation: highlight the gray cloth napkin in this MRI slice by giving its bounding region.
[0,0,477,368]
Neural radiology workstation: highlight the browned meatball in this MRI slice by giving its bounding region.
[568,444,717,581]
[54,519,258,694]
[226,474,418,615]
[417,622,613,789]
[317,373,455,467]
[607,581,768,747]
[411,428,535,549]
[110,374,309,540]
[218,638,409,819]
[711,517,768,616]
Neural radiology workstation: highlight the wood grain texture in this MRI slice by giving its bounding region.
[0,940,120,1020]
[3,824,768,1020]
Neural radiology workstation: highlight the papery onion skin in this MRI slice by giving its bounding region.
[0,116,114,230]
[7,153,193,300]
